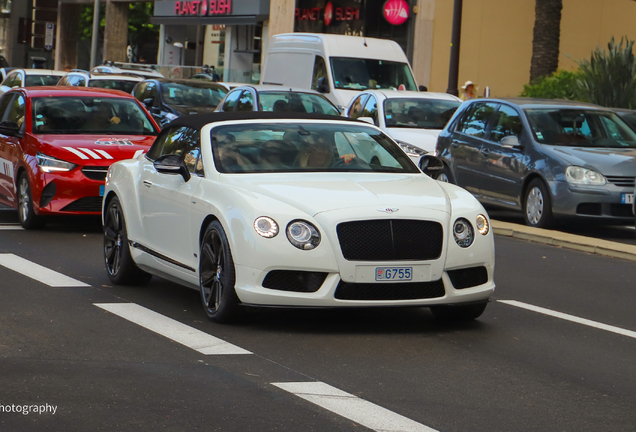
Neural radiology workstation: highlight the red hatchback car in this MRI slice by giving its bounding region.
[0,87,159,228]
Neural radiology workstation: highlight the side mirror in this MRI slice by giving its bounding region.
[418,155,444,177]
[142,98,154,109]
[419,85,428,92]
[500,135,522,149]
[0,121,20,136]
[153,154,191,182]
[316,77,329,93]
[357,116,375,125]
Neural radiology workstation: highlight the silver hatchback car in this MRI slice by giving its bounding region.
[435,98,636,227]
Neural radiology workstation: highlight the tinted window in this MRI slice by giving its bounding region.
[6,94,26,130]
[362,96,378,124]
[4,73,20,87]
[459,102,498,138]
[259,92,340,115]
[143,82,157,101]
[348,95,368,119]
[330,58,417,91]
[211,123,419,174]
[32,96,157,135]
[89,79,137,93]
[490,105,523,143]
[160,82,226,108]
[0,94,15,120]
[222,90,241,111]
[311,56,328,91]
[25,75,61,86]
[236,90,254,111]
[147,127,202,173]
[384,98,461,129]
[133,83,145,100]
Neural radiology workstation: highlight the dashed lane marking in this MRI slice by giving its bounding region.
[0,253,89,287]
[499,300,636,339]
[273,382,439,432]
[94,303,252,355]
[0,225,23,230]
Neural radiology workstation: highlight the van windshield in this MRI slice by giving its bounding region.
[330,58,417,91]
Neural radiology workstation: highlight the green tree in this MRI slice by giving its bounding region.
[520,70,582,100]
[530,0,563,83]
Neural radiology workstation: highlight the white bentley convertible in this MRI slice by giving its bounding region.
[102,112,495,322]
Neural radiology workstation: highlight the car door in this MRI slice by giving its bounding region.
[476,104,529,206]
[137,126,203,270]
[449,102,499,193]
[0,93,25,205]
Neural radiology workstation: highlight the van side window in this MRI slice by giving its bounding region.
[311,56,328,92]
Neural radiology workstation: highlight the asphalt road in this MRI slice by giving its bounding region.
[1,212,636,431]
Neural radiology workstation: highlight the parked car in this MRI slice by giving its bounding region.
[344,90,461,163]
[0,69,66,95]
[0,87,159,228]
[92,63,164,79]
[131,78,228,126]
[215,85,340,116]
[102,111,495,323]
[0,67,17,82]
[436,98,636,227]
[57,70,142,94]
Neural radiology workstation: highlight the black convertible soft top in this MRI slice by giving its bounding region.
[163,111,361,131]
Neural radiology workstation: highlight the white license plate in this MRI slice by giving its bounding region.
[622,193,634,204]
[375,267,412,281]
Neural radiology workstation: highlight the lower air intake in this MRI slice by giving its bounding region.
[262,270,328,293]
[335,280,445,300]
[60,196,103,212]
[447,266,488,289]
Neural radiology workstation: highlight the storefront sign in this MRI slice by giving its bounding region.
[382,0,409,25]
[174,0,232,16]
[295,3,359,23]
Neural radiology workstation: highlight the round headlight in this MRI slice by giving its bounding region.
[476,214,489,235]
[453,218,474,248]
[254,216,279,238]
[286,220,321,250]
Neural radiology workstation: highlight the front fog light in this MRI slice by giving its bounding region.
[453,218,474,248]
[476,214,489,235]
[254,216,278,238]
[286,220,321,250]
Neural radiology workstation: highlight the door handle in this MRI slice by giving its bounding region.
[143,180,153,188]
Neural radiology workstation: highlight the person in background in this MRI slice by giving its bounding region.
[460,81,477,101]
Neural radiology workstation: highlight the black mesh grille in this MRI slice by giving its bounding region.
[606,176,635,188]
[337,219,443,261]
[81,166,109,181]
[610,204,634,217]
[576,203,602,216]
[447,266,488,289]
[262,270,328,293]
[60,196,103,212]
[335,279,445,300]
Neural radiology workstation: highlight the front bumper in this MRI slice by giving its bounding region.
[33,166,106,215]
[551,180,635,219]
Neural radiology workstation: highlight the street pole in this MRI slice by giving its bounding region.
[89,0,100,68]
[446,0,463,96]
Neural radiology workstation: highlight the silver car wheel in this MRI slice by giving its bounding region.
[437,173,449,183]
[526,186,544,225]
[18,177,30,223]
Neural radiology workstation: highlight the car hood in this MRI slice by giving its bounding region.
[34,134,156,163]
[545,146,636,176]
[386,128,441,153]
[222,173,449,217]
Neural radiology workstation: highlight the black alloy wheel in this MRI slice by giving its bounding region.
[199,221,241,323]
[17,172,44,229]
[430,301,488,321]
[103,196,151,285]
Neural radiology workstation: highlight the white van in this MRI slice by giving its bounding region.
[261,33,418,111]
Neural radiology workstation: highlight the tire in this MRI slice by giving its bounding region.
[199,220,242,323]
[523,178,554,228]
[430,301,488,321]
[17,172,45,229]
[435,165,454,184]
[103,196,152,285]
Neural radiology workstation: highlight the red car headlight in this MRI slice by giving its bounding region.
[36,152,77,173]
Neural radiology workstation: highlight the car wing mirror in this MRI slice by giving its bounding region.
[500,135,522,149]
[153,154,191,182]
[418,155,444,177]
[0,121,20,136]
[357,116,375,125]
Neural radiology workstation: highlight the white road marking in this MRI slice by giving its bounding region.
[499,300,636,339]
[0,225,23,230]
[62,146,89,160]
[79,148,101,159]
[94,149,113,159]
[273,382,438,432]
[94,303,252,355]
[0,253,89,287]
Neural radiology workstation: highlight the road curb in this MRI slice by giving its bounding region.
[492,220,636,262]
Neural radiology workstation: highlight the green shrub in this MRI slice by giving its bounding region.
[520,70,582,100]
[578,37,636,108]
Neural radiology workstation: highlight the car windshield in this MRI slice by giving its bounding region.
[161,82,227,108]
[211,122,419,174]
[384,98,461,129]
[259,92,340,115]
[330,58,417,91]
[89,79,137,93]
[525,109,636,148]
[25,75,61,86]
[32,96,157,135]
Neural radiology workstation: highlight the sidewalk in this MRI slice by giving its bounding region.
[493,220,636,262]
